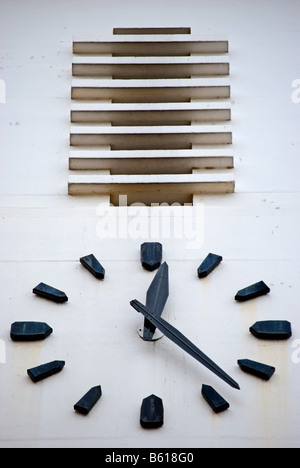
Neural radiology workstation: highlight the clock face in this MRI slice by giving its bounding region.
[4,241,293,448]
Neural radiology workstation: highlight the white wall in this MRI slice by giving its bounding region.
[1,0,300,448]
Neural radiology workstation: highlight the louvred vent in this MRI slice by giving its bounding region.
[69,27,234,205]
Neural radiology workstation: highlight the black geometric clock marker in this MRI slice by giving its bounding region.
[130,299,240,390]
[250,320,292,340]
[27,360,65,383]
[141,242,162,271]
[142,262,169,341]
[238,359,275,381]
[140,394,164,428]
[80,254,105,279]
[33,282,68,303]
[198,253,222,278]
[201,384,230,413]
[74,386,102,415]
[235,281,270,302]
[10,321,53,341]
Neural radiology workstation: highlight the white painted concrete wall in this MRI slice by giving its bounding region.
[1,0,300,448]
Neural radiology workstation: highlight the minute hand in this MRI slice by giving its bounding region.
[130,299,240,390]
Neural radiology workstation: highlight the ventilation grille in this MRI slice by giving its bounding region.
[69,28,234,205]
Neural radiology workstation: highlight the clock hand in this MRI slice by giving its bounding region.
[130,299,240,390]
[143,262,169,341]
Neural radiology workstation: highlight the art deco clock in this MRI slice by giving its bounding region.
[9,242,292,428]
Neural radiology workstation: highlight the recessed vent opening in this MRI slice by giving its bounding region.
[69,27,234,205]
[113,27,192,35]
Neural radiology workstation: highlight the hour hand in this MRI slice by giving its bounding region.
[143,262,169,341]
[130,299,240,390]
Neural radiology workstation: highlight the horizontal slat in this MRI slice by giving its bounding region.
[71,101,231,124]
[73,36,228,55]
[72,55,229,65]
[71,77,230,102]
[69,148,234,172]
[70,124,232,148]
[70,124,231,134]
[70,101,231,111]
[74,34,228,43]
[68,173,235,204]
[72,77,229,88]
[72,56,229,78]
